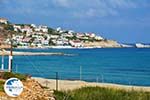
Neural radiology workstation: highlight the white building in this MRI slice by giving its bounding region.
[89,33,96,38]
[50,35,59,39]
[35,32,44,35]
[42,40,49,46]
[56,39,64,46]
[31,24,36,28]
[76,33,84,38]
[68,30,74,34]
[13,25,21,32]
[63,33,73,37]
[21,25,33,34]
[69,40,83,47]
[95,36,104,40]
[56,27,67,33]
[35,25,48,33]
[0,18,8,24]
[56,27,61,31]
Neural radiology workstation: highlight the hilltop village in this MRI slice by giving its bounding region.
[0,18,121,48]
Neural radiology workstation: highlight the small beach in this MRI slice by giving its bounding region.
[32,77,150,92]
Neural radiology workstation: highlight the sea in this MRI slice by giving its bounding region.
[1,48,150,86]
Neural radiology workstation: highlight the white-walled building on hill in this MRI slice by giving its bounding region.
[0,18,8,24]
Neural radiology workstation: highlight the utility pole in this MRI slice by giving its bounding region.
[8,32,13,72]
[15,64,18,73]
[101,74,104,83]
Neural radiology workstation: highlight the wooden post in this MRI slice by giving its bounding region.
[56,72,58,91]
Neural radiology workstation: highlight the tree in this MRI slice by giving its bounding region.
[48,28,54,34]
[3,24,14,31]
[49,39,55,46]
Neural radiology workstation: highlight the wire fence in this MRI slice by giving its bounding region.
[11,63,150,87]
[0,55,150,91]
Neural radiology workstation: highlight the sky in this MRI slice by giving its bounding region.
[0,0,150,43]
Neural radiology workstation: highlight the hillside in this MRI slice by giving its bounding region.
[0,18,121,48]
[0,23,14,48]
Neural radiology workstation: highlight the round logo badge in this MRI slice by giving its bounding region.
[4,78,24,97]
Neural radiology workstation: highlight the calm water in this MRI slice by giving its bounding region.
[1,48,150,86]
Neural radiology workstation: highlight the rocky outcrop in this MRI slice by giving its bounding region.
[83,40,121,48]
[0,78,55,100]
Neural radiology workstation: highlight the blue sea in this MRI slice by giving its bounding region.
[1,48,150,86]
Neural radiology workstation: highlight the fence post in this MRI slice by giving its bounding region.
[96,77,99,83]
[56,72,58,91]
[101,74,104,83]
[16,64,18,73]
[80,66,82,80]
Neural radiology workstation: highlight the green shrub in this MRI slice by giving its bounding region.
[14,73,27,81]
[54,90,74,100]
[2,72,27,81]
[0,80,5,92]
[2,72,15,79]
[0,72,27,92]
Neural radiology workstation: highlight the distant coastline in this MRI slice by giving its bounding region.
[0,18,122,49]
[1,44,150,52]
[1,18,149,49]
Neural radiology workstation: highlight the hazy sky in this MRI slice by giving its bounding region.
[0,0,150,43]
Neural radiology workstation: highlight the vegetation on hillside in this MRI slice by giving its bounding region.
[48,27,60,35]
[0,72,28,81]
[0,80,4,92]
[54,87,150,100]
[0,72,28,92]
[0,23,15,39]
[2,24,14,31]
